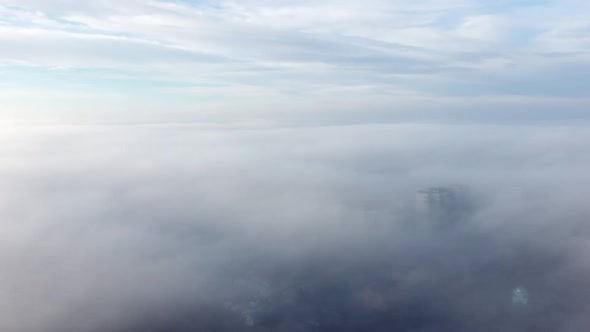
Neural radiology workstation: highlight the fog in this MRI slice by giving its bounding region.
[1,122,589,331]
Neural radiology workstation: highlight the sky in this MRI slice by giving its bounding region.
[1,0,590,123]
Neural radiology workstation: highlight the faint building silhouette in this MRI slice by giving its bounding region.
[417,185,470,226]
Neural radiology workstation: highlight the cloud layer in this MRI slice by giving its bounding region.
[1,123,589,331]
[1,0,590,122]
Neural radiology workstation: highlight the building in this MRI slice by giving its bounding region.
[417,185,470,225]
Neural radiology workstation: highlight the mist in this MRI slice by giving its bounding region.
[1,122,589,331]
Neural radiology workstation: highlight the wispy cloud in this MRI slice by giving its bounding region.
[1,0,589,123]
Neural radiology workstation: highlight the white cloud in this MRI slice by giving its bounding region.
[0,0,589,122]
[0,123,589,330]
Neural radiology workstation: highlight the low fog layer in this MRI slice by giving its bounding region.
[0,123,589,331]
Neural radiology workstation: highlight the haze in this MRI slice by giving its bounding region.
[1,1,589,331]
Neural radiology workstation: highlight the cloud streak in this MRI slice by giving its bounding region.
[1,0,589,122]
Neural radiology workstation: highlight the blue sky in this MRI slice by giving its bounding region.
[1,0,589,123]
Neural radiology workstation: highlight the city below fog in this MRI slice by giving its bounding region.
[0,123,588,331]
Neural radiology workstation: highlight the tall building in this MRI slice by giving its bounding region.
[417,185,469,225]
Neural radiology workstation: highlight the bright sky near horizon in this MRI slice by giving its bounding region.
[1,0,589,123]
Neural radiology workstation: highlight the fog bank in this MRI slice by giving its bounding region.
[0,123,589,331]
